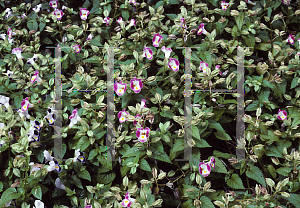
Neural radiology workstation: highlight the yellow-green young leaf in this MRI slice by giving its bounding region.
[226,174,245,189]
[86,186,95,194]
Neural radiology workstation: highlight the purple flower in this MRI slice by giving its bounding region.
[282,0,290,5]
[168,58,180,71]
[199,162,211,177]
[180,18,187,29]
[277,109,287,120]
[142,47,153,60]
[199,61,209,74]
[117,17,123,24]
[69,109,81,128]
[114,81,127,96]
[122,191,136,207]
[31,70,42,83]
[118,108,129,123]
[152,33,163,47]
[20,97,33,112]
[221,1,229,10]
[208,156,216,169]
[86,33,94,41]
[53,10,63,20]
[73,44,81,53]
[136,127,150,142]
[161,46,172,58]
[286,34,295,45]
[129,0,137,5]
[80,8,90,20]
[129,19,136,27]
[103,17,110,26]
[197,23,207,35]
[12,48,23,59]
[49,0,58,9]
[130,77,143,93]
[141,99,147,109]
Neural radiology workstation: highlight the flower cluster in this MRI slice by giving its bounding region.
[117,99,151,142]
[199,157,216,177]
[114,77,143,95]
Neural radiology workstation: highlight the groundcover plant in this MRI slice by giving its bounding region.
[1,0,300,207]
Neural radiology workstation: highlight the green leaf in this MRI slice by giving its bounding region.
[245,35,255,48]
[214,130,231,141]
[213,157,228,174]
[276,167,293,177]
[169,0,179,4]
[88,149,98,160]
[122,10,129,21]
[27,20,38,31]
[140,159,152,172]
[82,0,91,8]
[0,188,21,208]
[283,194,300,208]
[265,146,283,158]
[199,51,212,69]
[256,43,271,51]
[97,171,116,184]
[14,95,23,109]
[291,77,299,89]
[122,146,144,158]
[76,136,90,151]
[31,186,42,200]
[155,0,164,9]
[245,100,261,111]
[193,91,207,104]
[200,196,215,208]
[165,14,178,20]
[246,166,266,187]
[208,120,225,132]
[192,126,200,140]
[213,150,233,160]
[42,37,53,44]
[235,12,244,31]
[122,93,131,109]
[226,174,245,189]
[69,52,76,61]
[231,25,238,38]
[39,22,46,32]
[195,139,211,148]
[71,175,83,189]
[152,149,172,164]
[78,170,91,182]
[160,109,175,119]
[0,181,3,192]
